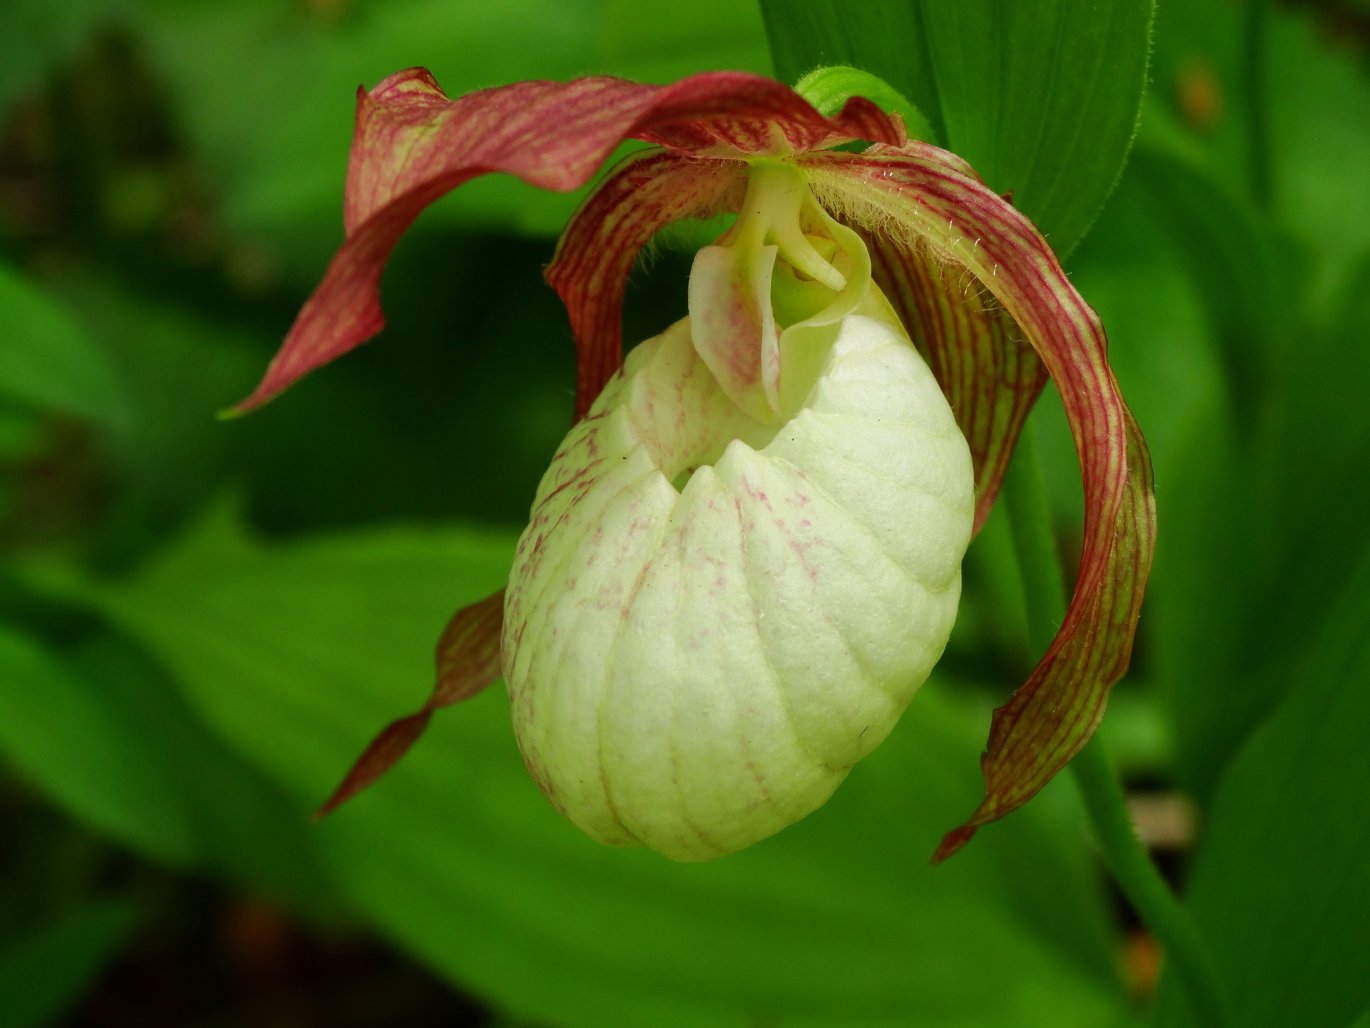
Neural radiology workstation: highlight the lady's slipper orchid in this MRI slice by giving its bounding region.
[236,69,1155,862]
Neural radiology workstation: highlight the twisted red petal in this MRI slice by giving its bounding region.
[804,147,1156,859]
[937,413,1155,859]
[314,589,504,817]
[233,69,905,413]
[546,151,744,418]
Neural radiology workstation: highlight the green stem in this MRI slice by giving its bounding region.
[1002,422,1230,1027]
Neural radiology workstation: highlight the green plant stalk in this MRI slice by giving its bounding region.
[1001,421,1230,1027]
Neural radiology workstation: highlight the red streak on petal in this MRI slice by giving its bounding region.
[547,151,743,417]
[803,148,1157,859]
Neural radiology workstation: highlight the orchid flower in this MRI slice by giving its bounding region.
[235,68,1155,863]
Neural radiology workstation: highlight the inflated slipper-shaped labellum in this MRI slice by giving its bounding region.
[235,68,1155,862]
[506,163,972,860]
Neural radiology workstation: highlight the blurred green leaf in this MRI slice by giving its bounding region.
[68,628,343,911]
[1152,547,1370,1028]
[0,623,197,865]
[77,504,1137,1028]
[954,499,1034,677]
[0,264,127,426]
[5,509,342,910]
[0,896,138,1028]
[0,618,341,911]
[1149,1,1370,297]
[326,700,1132,1028]
[1126,137,1286,406]
[761,0,1155,256]
[0,0,115,115]
[597,0,768,81]
[1115,158,1370,800]
[1145,0,1250,190]
[1266,7,1370,298]
[80,499,519,806]
[1241,244,1370,727]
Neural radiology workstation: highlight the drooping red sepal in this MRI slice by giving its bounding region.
[231,69,906,414]
[314,589,504,817]
[804,146,1157,859]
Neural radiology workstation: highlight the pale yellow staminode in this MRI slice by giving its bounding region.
[503,162,974,861]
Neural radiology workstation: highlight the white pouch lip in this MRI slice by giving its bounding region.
[504,302,973,862]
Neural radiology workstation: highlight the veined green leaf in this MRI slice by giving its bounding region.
[79,504,1137,1028]
[793,65,935,141]
[761,0,1155,257]
[1152,546,1370,1028]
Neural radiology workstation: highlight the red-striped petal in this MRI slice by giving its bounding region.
[233,69,906,413]
[803,146,1157,859]
[545,151,744,418]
